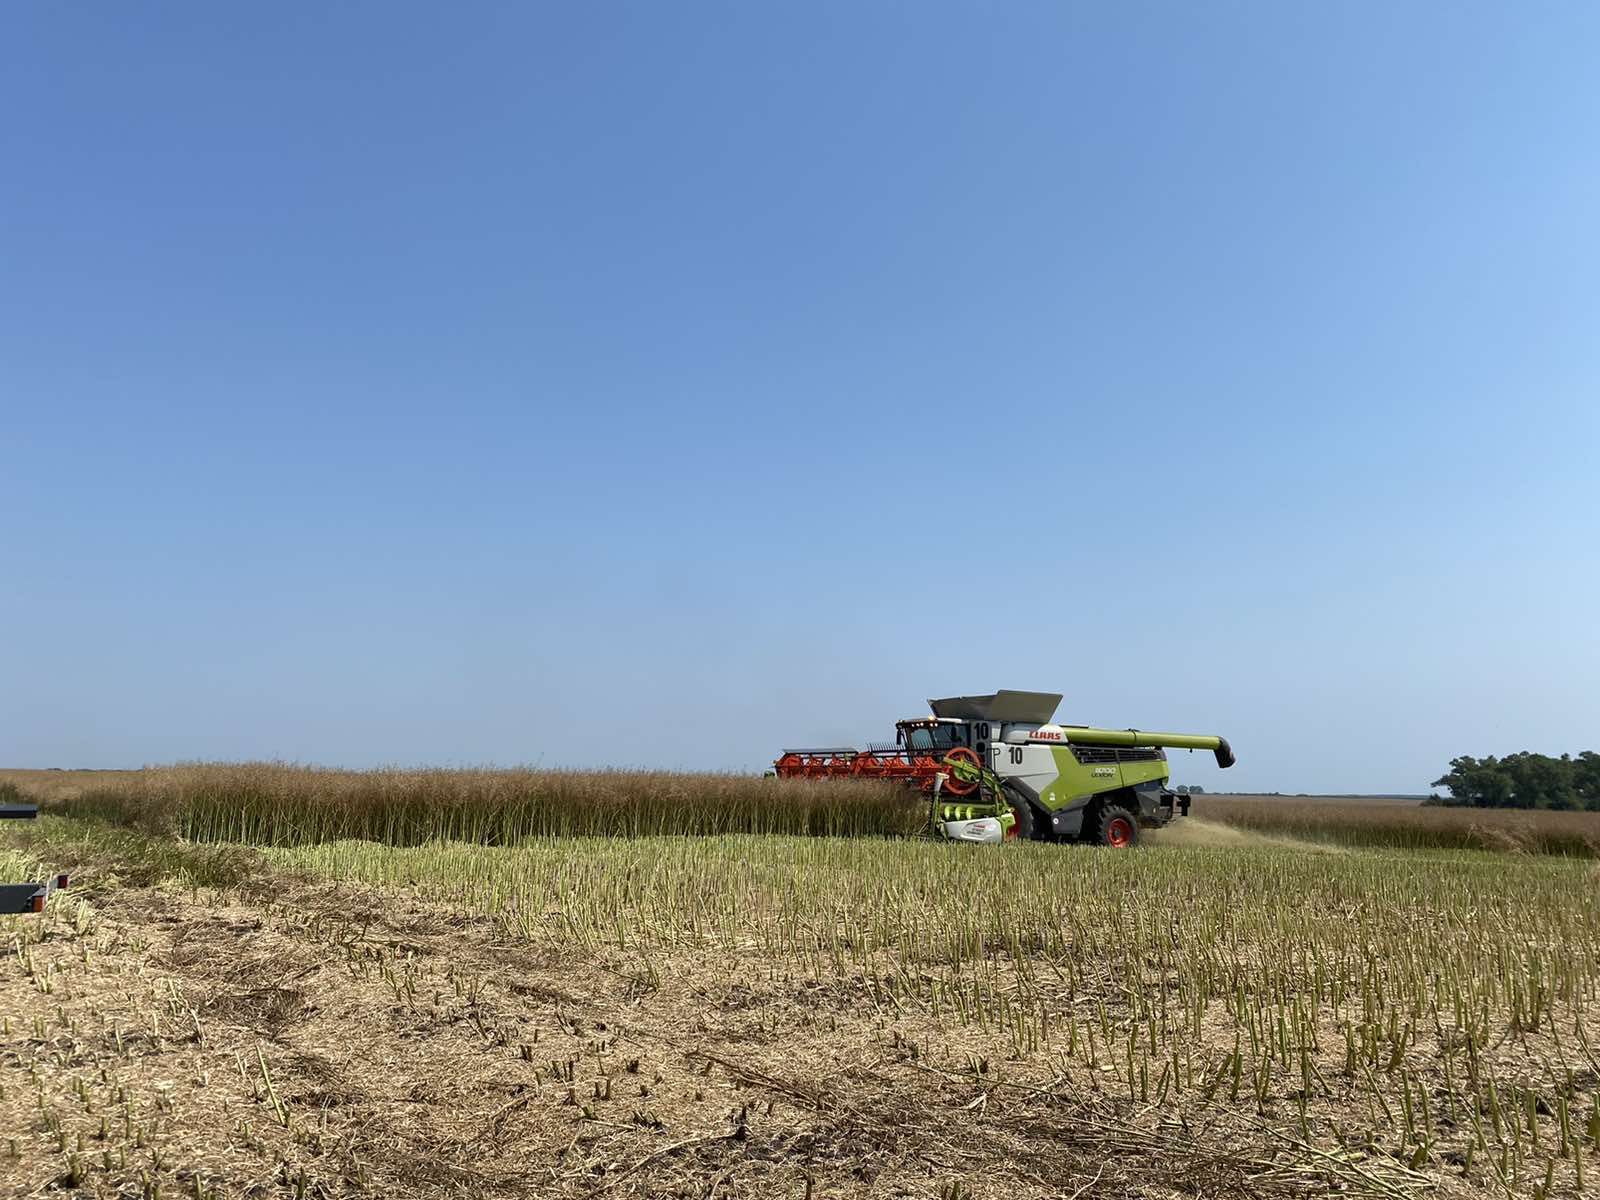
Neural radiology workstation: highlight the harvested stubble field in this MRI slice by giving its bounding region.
[2,767,1599,1200]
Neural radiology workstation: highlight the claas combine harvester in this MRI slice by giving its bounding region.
[774,690,1234,847]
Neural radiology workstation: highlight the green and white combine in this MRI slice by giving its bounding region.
[776,690,1234,847]
[925,690,1234,846]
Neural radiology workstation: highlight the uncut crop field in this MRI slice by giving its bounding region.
[1199,794,1600,856]
[35,764,1600,856]
[3,768,1599,1198]
[47,763,920,842]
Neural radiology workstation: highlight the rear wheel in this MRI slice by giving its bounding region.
[1093,804,1140,849]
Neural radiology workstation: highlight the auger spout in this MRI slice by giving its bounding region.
[1058,727,1235,769]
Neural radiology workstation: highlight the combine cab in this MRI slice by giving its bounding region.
[774,690,1234,847]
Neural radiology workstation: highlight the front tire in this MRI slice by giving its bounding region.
[1092,804,1139,849]
[1007,795,1037,841]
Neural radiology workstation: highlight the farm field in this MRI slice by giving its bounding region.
[1197,793,1600,856]
[1203,793,1433,805]
[2,768,1599,1198]
[9,766,1600,857]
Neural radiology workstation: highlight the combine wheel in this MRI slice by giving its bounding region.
[1006,796,1036,841]
[1093,804,1140,849]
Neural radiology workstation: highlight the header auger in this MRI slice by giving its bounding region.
[773,690,1235,847]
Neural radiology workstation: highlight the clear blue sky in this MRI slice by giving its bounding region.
[4,4,1596,793]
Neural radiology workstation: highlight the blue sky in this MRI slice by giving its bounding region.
[3,4,1596,793]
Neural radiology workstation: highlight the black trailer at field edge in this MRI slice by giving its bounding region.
[1,802,69,913]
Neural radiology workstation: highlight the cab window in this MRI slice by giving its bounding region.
[906,724,966,752]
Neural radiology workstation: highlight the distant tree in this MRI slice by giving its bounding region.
[1433,751,1600,810]
[1188,785,1204,795]
[1174,785,1189,794]
[1578,752,1600,810]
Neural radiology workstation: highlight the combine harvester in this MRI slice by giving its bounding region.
[774,690,1234,847]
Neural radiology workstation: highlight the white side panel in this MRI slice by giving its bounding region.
[990,742,1057,797]
[941,817,1005,843]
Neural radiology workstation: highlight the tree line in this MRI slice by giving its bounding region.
[1430,752,1600,810]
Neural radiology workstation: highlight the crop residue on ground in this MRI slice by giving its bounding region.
[2,771,1598,1198]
